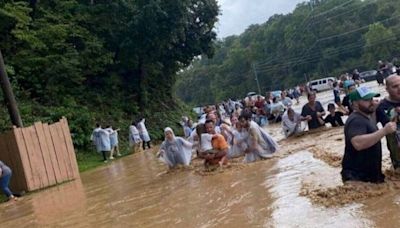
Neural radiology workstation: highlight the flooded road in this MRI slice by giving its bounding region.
[1,81,400,227]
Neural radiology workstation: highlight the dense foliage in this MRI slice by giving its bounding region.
[176,0,400,105]
[0,0,219,151]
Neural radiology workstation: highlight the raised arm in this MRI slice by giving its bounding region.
[351,121,396,151]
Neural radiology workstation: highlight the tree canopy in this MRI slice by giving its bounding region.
[176,0,400,105]
[0,0,219,149]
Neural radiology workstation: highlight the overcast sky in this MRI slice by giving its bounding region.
[217,0,306,38]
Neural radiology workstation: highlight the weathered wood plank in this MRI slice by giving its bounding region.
[13,128,33,191]
[28,125,48,189]
[4,130,27,191]
[21,126,41,190]
[54,122,73,180]
[49,123,68,182]
[42,123,63,184]
[60,118,80,179]
[34,122,57,186]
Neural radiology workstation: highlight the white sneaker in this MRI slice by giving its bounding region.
[109,156,115,160]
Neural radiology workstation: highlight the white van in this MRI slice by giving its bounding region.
[308,77,335,92]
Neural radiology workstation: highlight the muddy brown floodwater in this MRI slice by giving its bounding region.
[1,81,400,227]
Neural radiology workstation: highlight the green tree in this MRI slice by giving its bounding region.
[363,23,396,66]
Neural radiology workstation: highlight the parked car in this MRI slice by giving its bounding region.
[308,77,336,92]
[359,70,378,82]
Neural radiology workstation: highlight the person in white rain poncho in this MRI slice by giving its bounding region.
[239,113,279,163]
[157,127,193,168]
[129,121,142,153]
[222,121,248,159]
[282,108,304,138]
[137,118,151,150]
[105,126,121,159]
[91,124,111,162]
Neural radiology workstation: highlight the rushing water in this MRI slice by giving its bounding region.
[1,146,399,228]
[1,81,399,227]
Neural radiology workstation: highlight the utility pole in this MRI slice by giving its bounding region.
[0,49,23,127]
[252,63,262,95]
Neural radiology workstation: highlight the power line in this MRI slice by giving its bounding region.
[255,32,398,74]
[309,0,378,27]
[255,0,360,68]
[319,14,400,42]
[255,14,400,71]
[309,0,355,19]
[255,0,355,68]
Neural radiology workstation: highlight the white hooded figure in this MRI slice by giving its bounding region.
[282,108,303,138]
[91,126,111,153]
[137,119,150,142]
[158,127,193,168]
[105,126,120,158]
[91,125,111,161]
[90,125,102,148]
[129,124,142,144]
[129,123,142,153]
[243,120,278,163]
[227,125,248,159]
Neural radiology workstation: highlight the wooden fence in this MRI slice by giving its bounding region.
[0,117,80,192]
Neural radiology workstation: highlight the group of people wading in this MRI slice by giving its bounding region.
[87,73,400,185]
[157,110,278,169]
[157,74,400,185]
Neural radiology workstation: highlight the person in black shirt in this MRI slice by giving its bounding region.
[342,84,356,115]
[376,75,400,173]
[324,103,344,127]
[301,92,325,130]
[342,87,396,183]
[352,69,364,86]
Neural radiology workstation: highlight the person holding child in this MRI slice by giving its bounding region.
[197,120,229,168]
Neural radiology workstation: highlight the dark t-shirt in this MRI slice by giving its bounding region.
[376,98,400,168]
[342,95,353,114]
[376,98,400,126]
[301,101,325,129]
[342,112,384,183]
[352,73,360,81]
[324,112,344,127]
[333,88,340,103]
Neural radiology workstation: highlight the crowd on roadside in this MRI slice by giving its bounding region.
[158,61,400,186]
[85,58,400,185]
[4,61,400,204]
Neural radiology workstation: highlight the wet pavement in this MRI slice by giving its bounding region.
[1,81,399,227]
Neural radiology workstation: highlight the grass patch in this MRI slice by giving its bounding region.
[0,194,6,203]
[76,149,133,172]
